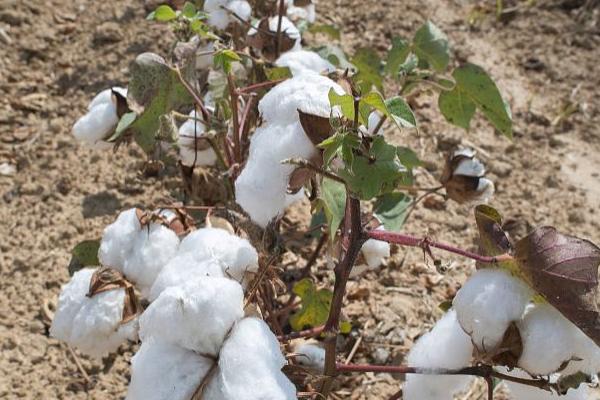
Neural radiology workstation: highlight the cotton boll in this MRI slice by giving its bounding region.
[123,223,180,297]
[561,320,600,375]
[204,318,297,400]
[140,277,244,356]
[88,87,127,110]
[149,254,225,301]
[359,112,384,136]
[275,50,335,76]
[126,339,214,400]
[501,368,589,400]
[403,309,474,400]
[50,268,138,359]
[98,208,141,271]
[267,16,301,50]
[178,227,259,284]
[453,268,534,352]
[518,303,579,375]
[361,229,390,268]
[178,110,217,167]
[72,102,119,149]
[226,0,251,21]
[285,0,316,23]
[454,156,486,177]
[475,178,495,204]
[292,341,325,372]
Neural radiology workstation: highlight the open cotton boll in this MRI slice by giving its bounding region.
[403,309,474,400]
[235,122,316,227]
[204,0,230,29]
[292,341,325,372]
[140,277,244,356]
[475,178,495,204]
[561,319,600,375]
[126,339,214,400]
[454,156,486,177]
[88,87,127,110]
[518,303,579,375]
[149,254,224,301]
[204,318,296,400]
[178,110,217,167]
[359,112,384,136]
[50,268,138,359]
[122,223,180,297]
[361,228,390,268]
[178,227,259,284]
[258,72,344,126]
[501,368,589,400]
[98,208,141,270]
[226,0,251,21]
[453,268,533,352]
[72,102,119,149]
[285,0,316,23]
[275,50,335,76]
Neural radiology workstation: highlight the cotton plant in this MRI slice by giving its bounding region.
[177,109,217,167]
[285,0,316,23]
[204,0,252,30]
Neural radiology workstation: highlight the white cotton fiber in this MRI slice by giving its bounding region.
[226,0,251,21]
[98,208,141,272]
[403,309,474,400]
[292,341,325,372]
[453,268,533,352]
[50,268,138,359]
[561,317,600,376]
[501,368,589,400]
[518,303,579,375]
[453,156,485,178]
[88,87,127,110]
[285,0,315,23]
[275,50,335,76]
[72,102,119,149]
[140,277,244,356]
[126,339,214,400]
[149,254,225,301]
[204,318,297,400]
[122,223,180,297]
[178,227,259,284]
[359,112,384,136]
[204,0,251,30]
[361,227,390,268]
[178,110,217,167]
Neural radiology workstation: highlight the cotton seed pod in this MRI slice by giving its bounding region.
[247,16,301,61]
[440,148,495,204]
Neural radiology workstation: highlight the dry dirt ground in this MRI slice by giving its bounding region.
[1,0,599,399]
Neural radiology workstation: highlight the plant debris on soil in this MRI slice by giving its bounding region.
[0,0,599,399]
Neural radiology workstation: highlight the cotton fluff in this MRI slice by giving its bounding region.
[72,87,126,149]
[453,268,534,352]
[178,227,259,284]
[122,223,180,297]
[564,327,600,375]
[126,339,214,400]
[292,341,325,372]
[149,254,225,301]
[140,277,244,356]
[361,227,390,268]
[500,368,589,400]
[178,110,217,167]
[518,303,580,375]
[403,309,474,400]
[50,268,138,358]
[98,208,141,270]
[204,0,251,30]
[274,50,335,76]
[204,318,297,399]
[285,0,316,23]
[247,16,302,55]
[359,112,384,136]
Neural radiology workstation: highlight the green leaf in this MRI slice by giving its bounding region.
[396,147,421,169]
[68,240,101,276]
[385,96,417,128]
[362,91,387,115]
[338,136,407,200]
[264,66,292,81]
[452,63,512,138]
[313,45,355,70]
[412,20,450,72]
[107,111,137,142]
[339,321,352,334]
[374,192,412,231]
[438,87,476,130]
[320,177,346,239]
[307,24,341,40]
[385,37,411,76]
[307,210,326,239]
[319,131,360,166]
[351,48,383,92]
[289,278,333,331]
[181,2,197,18]
[328,88,355,120]
[153,5,177,22]
[213,49,242,74]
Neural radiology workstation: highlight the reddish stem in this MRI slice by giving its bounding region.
[227,73,241,163]
[238,95,256,157]
[366,229,513,264]
[277,325,325,342]
[237,78,286,94]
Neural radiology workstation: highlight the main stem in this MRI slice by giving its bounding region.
[319,195,365,397]
[226,73,241,163]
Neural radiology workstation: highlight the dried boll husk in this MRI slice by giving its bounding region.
[246,16,301,61]
[440,147,495,204]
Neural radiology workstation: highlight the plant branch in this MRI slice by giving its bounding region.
[238,94,256,157]
[227,73,242,163]
[237,78,287,94]
[275,0,286,58]
[277,325,325,342]
[281,158,346,185]
[174,67,211,123]
[366,229,513,264]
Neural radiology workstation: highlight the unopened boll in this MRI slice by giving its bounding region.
[50,268,138,358]
[403,309,474,400]
[178,227,259,284]
[453,268,533,352]
[361,226,390,268]
[140,277,244,356]
[292,341,325,372]
[285,0,316,23]
[72,87,126,149]
[275,50,335,76]
[126,339,213,400]
[178,110,217,167]
[204,318,297,399]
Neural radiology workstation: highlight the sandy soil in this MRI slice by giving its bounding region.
[0,0,599,399]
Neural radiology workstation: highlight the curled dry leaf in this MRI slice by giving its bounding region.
[136,207,196,236]
[515,226,600,347]
[287,153,323,195]
[474,205,513,270]
[88,267,141,324]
